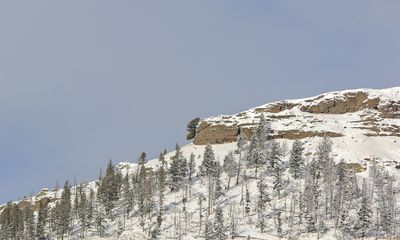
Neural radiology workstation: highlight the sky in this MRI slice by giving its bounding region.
[0,0,399,203]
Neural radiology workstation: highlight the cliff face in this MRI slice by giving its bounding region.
[193,87,400,145]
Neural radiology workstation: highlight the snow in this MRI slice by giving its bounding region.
[1,87,399,239]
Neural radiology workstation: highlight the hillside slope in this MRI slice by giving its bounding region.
[1,87,400,240]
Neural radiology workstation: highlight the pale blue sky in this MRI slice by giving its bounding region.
[1,1,399,203]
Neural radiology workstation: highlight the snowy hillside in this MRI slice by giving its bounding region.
[1,87,400,240]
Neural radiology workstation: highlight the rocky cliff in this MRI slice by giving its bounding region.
[192,87,400,145]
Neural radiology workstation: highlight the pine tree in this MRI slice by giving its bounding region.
[117,217,124,237]
[269,140,282,171]
[77,184,89,238]
[213,206,226,240]
[36,199,49,240]
[168,144,188,191]
[202,144,218,214]
[214,165,223,201]
[157,160,166,228]
[23,203,35,239]
[87,188,95,227]
[198,194,205,236]
[188,152,196,182]
[256,214,267,233]
[223,151,237,189]
[236,130,247,186]
[187,117,200,140]
[97,160,122,220]
[59,181,72,239]
[276,210,283,237]
[257,179,270,212]
[357,180,372,238]
[245,185,251,216]
[289,139,305,179]
[304,160,321,233]
[246,114,273,178]
[204,218,214,240]
[123,172,134,219]
[95,206,106,237]
[272,161,283,198]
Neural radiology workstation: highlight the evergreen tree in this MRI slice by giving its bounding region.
[117,218,124,237]
[95,206,106,237]
[122,172,134,219]
[186,117,200,140]
[257,179,270,212]
[272,161,283,198]
[201,144,218,214]
[213,206,226,240]
[87,188,95,227]
[223,151,237,189]
[214,165,223,201]
[23,203,35,239]
[236,130,247,185]
[77,184,89,238]
[256,215,266,233]
[289,139,305,179]
[268,140,282,171]
[357,180,372,238]
[36,199,49,240]
[59,181,72,239]
[188,152,196,182]
[204,218,214,240]
[198,194,205,236]
[157,161,166,228]
[246,114,273,177]
[168,144,188,191]
[245,185,251,216]
[275,210,283,237]
[97,160,122,220]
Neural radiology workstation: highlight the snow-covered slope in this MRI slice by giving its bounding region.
[1,87,400,240]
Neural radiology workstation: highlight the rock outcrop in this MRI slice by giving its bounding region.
[193,87,400,145]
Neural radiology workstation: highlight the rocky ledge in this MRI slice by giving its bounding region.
[191,87,400,145]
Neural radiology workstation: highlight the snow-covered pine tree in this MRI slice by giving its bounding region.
[269,140,282,171]
[168,144,187,192]
[257,179,270,212]
[77,183,89,238]
[122,171,134,219]
[275,210,283,238]
[213,205,226,240]
[57,181,72,239]
[236,130,247,186]
[272,160,283,198]
[189,152,196,182]
[256,214,267,233]
[204,217,214,240]
[214,164,223,201]
[315,137,335,221]
[245,185,251,217]
[223,151,237,189]
[36,199,49,240]
[23,203,35,239]
[289,139,305,179]
[356,179,372,238]
[97,160,122,220]
[202,144,218,214]
[95,206,106,237]
[247,114,272,178]
[117,217,124,237]
[157,158,166,228]
[87,188,95,227]
[198,194,205,236]
[303,160,321,233]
